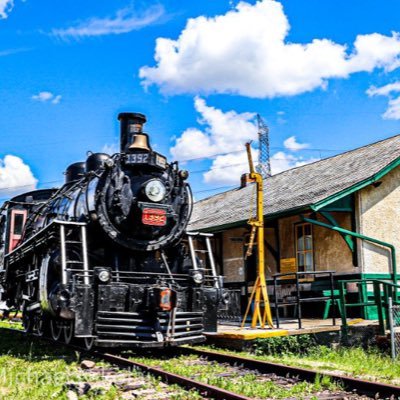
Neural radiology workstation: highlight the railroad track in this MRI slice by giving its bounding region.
[0,326,250,399]
[178,347,400,399]
[1,325,400,399]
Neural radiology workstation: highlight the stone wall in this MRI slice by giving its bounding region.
[358,166,400,275]
[222,227,247,283]
[220,226,279,283]
[220,208,359,285]
[313,212,355,273]
[278,213,356,274]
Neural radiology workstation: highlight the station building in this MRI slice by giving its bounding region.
[189,134,400,320]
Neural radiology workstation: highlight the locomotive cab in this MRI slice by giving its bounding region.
[0,189,56,261]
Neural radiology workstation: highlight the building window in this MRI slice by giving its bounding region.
[295,223,313,272]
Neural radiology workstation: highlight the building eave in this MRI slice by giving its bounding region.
[311,156,400,212]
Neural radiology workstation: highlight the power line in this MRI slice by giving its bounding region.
[178,146,344,163]
[0,154,322,197]
[193,185,237,195]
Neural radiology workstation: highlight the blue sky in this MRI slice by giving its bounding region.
[0,0,400,201]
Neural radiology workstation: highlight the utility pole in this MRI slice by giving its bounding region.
[256,114,271,179]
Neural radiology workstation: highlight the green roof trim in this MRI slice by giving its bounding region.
[311,156,400,212]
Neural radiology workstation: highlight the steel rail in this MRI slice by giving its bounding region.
[0,327,251,400]
[89,349,252,400]
[180,347,400,399]
[5,326,400,398]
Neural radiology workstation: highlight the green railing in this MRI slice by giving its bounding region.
[339,279,400,335]
[302,217,397,284]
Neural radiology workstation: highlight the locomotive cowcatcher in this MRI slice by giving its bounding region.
[0,113,223,349]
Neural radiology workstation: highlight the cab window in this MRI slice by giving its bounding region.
[9,209,27,252]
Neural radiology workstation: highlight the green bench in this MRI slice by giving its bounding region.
[309,281,346,319]
[322,289,345,319]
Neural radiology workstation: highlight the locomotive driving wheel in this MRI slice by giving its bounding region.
[22,311,33,333]
[63,320,74,344]
[34,313,47,337]
[83,337,95,350]
[50,319,62,341]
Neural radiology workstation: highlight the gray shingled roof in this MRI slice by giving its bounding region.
[189,134,400,231]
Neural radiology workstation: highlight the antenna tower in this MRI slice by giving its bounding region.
[256,114,271,178]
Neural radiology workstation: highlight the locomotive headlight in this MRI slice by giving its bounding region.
[144,179,166,202]
[98,270,111,283]
[192,271,204,284]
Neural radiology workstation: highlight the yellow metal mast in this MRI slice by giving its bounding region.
[241,143,274,329]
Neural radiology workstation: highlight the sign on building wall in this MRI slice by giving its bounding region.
[280,258,297,279]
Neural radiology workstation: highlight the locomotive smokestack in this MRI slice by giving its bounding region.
[118,112,148,152]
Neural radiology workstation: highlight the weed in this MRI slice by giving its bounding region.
[254,334,317,356]
[197,342,400,384]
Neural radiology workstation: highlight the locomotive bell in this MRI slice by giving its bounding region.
[129,133,151,152]
[118,112,148,152]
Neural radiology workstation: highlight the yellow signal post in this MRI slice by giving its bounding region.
[241,142,274,329]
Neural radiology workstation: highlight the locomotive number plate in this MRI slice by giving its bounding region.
[126,154,150,164]
[142,208,167,226]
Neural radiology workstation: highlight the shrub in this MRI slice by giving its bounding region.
[253,334,317,356]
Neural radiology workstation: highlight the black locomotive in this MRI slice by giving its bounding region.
[0,113,222,348]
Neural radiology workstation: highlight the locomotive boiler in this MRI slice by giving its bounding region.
[0,113,222,349]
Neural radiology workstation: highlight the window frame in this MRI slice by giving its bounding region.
[8,209,28,253]
[294,222,314,272]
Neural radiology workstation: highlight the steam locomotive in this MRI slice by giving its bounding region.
[0,113,222,349]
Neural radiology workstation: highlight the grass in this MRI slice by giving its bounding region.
[131,352,339,399]
[0,321,118,399]
[195,336,400,384]
[0,321,196,400]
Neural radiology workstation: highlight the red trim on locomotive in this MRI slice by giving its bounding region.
[8,209,27,253]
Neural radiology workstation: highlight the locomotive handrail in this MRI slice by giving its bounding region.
[5,219,88,261]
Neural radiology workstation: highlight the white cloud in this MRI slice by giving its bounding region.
[283,136,309,151]
[203,151,250,184]
[0,0,13,19]
[52,95,62,104]
[140,0,400,98]
[270,151,319,175]
[367,82,400,97]
[204,149,319,184]
[102,143,119,155]
[31,91,62,104]
[171,97,257,161]
[173,99,317,184]
[382,97,400,119]
[0,155,38,197]
[367,81,400,120]
[0,48,30,57]
[51,5,164,39]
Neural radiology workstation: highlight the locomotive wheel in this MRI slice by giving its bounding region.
[50,319,62,341]
[63,321,74,344]
[35,314,47,337]
[22,312,33,333]
[83,337,95,350]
